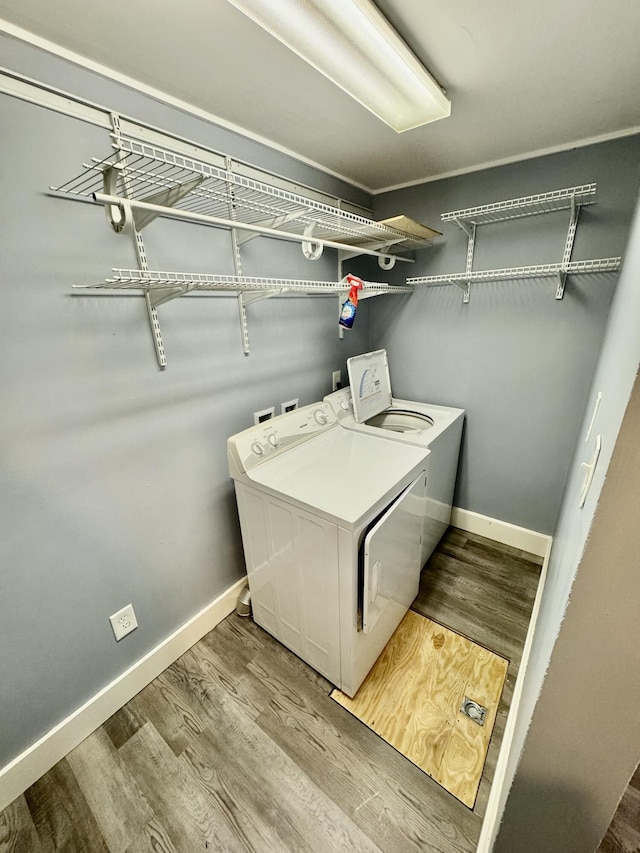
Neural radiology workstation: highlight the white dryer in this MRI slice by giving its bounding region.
[325,349,464,567]
[228,402,429,697]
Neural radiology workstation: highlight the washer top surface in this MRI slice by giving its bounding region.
[247,425,429,526]
[325,387,464,448]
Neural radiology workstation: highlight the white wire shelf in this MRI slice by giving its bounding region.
[52,135,434,256]
[408,257,621,286]
[427,181,621,302]
[441,184,597,228]
[75,269,414,299]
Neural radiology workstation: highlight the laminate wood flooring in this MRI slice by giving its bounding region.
[598,762,640,852]
[0,527,542,853]
[412,527,543,818]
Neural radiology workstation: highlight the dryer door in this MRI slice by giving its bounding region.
[363,471,426,635]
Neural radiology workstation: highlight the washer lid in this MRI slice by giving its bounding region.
[347,349,392,423]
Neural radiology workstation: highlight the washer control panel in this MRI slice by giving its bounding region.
[228,403,337,477]
[324,387,354,421]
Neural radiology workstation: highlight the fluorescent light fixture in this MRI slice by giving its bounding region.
[227,0,451,133]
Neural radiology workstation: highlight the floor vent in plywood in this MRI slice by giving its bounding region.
[330,611,508,808]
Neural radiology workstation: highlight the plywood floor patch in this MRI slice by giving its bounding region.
[331,611,508,808]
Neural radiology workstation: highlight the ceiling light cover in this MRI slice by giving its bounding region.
[226,0,451,132]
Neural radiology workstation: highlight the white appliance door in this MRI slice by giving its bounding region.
[363,471,426,635]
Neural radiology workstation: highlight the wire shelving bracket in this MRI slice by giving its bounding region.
[107,112,168,368]
[51,116,429,364]
[51,134,434,263]
[75,270,414,297]
[409,183,621,302]
[441,183,598,228]
[73,269,414,357]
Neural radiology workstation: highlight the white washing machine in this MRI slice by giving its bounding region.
[228,401,430,696]
[325,349,464,567]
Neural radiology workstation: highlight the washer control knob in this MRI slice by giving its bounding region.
[340,400,349,410]
[268,432,279,447]
[251,441,265,456]
[314,408,329,425]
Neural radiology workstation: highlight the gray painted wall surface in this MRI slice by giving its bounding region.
[360,138,640,533]
[492,189,640,851]
[496,378,640,852]
[0,33,371,209]
[2,36,640,828]
[0,67,369,767]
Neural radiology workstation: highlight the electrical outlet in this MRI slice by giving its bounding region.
[109,603,138,642]
[332,370,342,391]
[281,398,298,414]
[253,406,275,425]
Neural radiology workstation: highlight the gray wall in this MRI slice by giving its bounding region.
[492,188,640,851]
[0,45,370,770]
[495,375,640,851]
[358,138,640,533]
[0,34,371,208]
[3,34,640,829]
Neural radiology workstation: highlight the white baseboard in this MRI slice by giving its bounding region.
[475,535,553,852]
[0,576,247,812]
[451,507,551,558]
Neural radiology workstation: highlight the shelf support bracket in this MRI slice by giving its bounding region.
[556,272,567,300]
[148,285,189,308]
[133,176,205,230]
[449,278,471,303]
[236,289,284,355]
[456,219,475,239]
[144,292,167,367]
[234,210,310,245]
[556,195,580,300]
[224,154,291,351]
[338,248,361,264]
[456,222,476,303]
[338,236,405,265]
[241,289,284,305]
[226,158,254,355]
[237,293,251,355]
[109,111,167,369]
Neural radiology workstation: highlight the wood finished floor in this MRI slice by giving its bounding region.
[0,527,542,853]
[597,762,640,853]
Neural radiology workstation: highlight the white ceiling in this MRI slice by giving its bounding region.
[1,0,639,192]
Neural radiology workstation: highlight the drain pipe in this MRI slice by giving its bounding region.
[235,584,251,617]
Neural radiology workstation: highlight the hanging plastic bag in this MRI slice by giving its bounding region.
[338,274,364,330]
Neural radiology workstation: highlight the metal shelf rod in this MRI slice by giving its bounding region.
[93,192,415,263]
